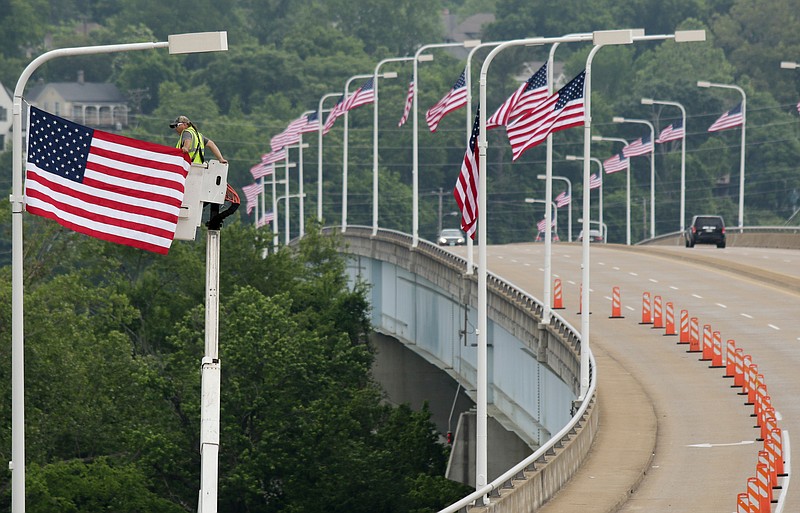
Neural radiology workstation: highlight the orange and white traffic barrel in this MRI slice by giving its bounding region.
[678,309,689,343]
[553,278,564,310]
[610,286,623,318]
[640,292,652,324]
[664,302,677,336]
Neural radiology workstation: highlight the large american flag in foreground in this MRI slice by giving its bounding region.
[454,107,480,239]
[506,71,586,161]
[25,106,190,254]
[708,103,743,132]
[426,70,468,132]
[486,63,548,130]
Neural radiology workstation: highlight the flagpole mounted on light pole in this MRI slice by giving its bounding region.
[10,32,228,513]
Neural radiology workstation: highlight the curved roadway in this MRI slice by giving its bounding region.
[449,242,798,512]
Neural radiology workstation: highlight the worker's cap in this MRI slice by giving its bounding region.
[170,115,190,128]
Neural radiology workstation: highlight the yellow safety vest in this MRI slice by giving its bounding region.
[176,126,205,163]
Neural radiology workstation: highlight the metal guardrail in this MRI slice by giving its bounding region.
[324,226,596,513]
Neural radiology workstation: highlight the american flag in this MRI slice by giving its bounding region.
[298,111,320,134]
[589,173,602,190]
[426,70,468,132]
[25,107,189,255]
[555,191,571,207]
[322,96,346,135]
[655,120,684,143]
[708,103,743,132]
[454,107,480,239]
[622,134,653,158]
[537,217,556,232]
[344,78,375,111]
[242,182,262,215]
[487,63,548,130]
[506,71,586,161]
[398,80,414,127]
[256,211,275,228]
[261,147,286,165]
[271,116,307,150]
[603,153,629,174]
[250,162,274,180]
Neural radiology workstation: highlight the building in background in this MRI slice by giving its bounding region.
[28,70,128,130]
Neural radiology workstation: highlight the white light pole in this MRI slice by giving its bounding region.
[592,135,630,244]
[412,40,481,247]
[613,116,655,239]
[463,41,503,272]
[641,97,687,231]
[317,92,340,222]
[10,32,228,513]
[342,73,375,232]
[524,198,558,234]
[372,58,409,235]
[697,80,747,228]
[536,173,572,241]
[297,111,314,237]
[565,155,603,240]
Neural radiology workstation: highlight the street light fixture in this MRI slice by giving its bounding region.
[536,173,572,241]
[612,116,656,239]
[412,40,481,247]
[641,97,688,231]
[697,80,747,228]
[780,61,800,69]
[11,32,228,513]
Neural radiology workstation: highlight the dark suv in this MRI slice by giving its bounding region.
[685,215,726,248]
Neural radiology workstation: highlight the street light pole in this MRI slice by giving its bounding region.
[317,92,340,222]
[342,73,375,233]
[10,32,228,513]
[697,80,747,228]
[412,40,480,247]
[536,173,572,241]
[565,156,603,240]
[592,135,630,244]
[524,198,559,234]
[373,58,412,235]
[641,97,687,231]
[613,116,656,239]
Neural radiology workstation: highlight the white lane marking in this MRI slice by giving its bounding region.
[649,278,658,283]
[523,263,531,267]
[629,272,638,276]
[670,286,679,290]
[625,306,635,311]
[510,259,518,263]
[692,294,703,299]
[598,262,606,266]
[769,324,781,331]
[604,296,612,301]
[567,280,576,285]
[741,313,753,319]
[716,303,727,309]
[687,440,755,448]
